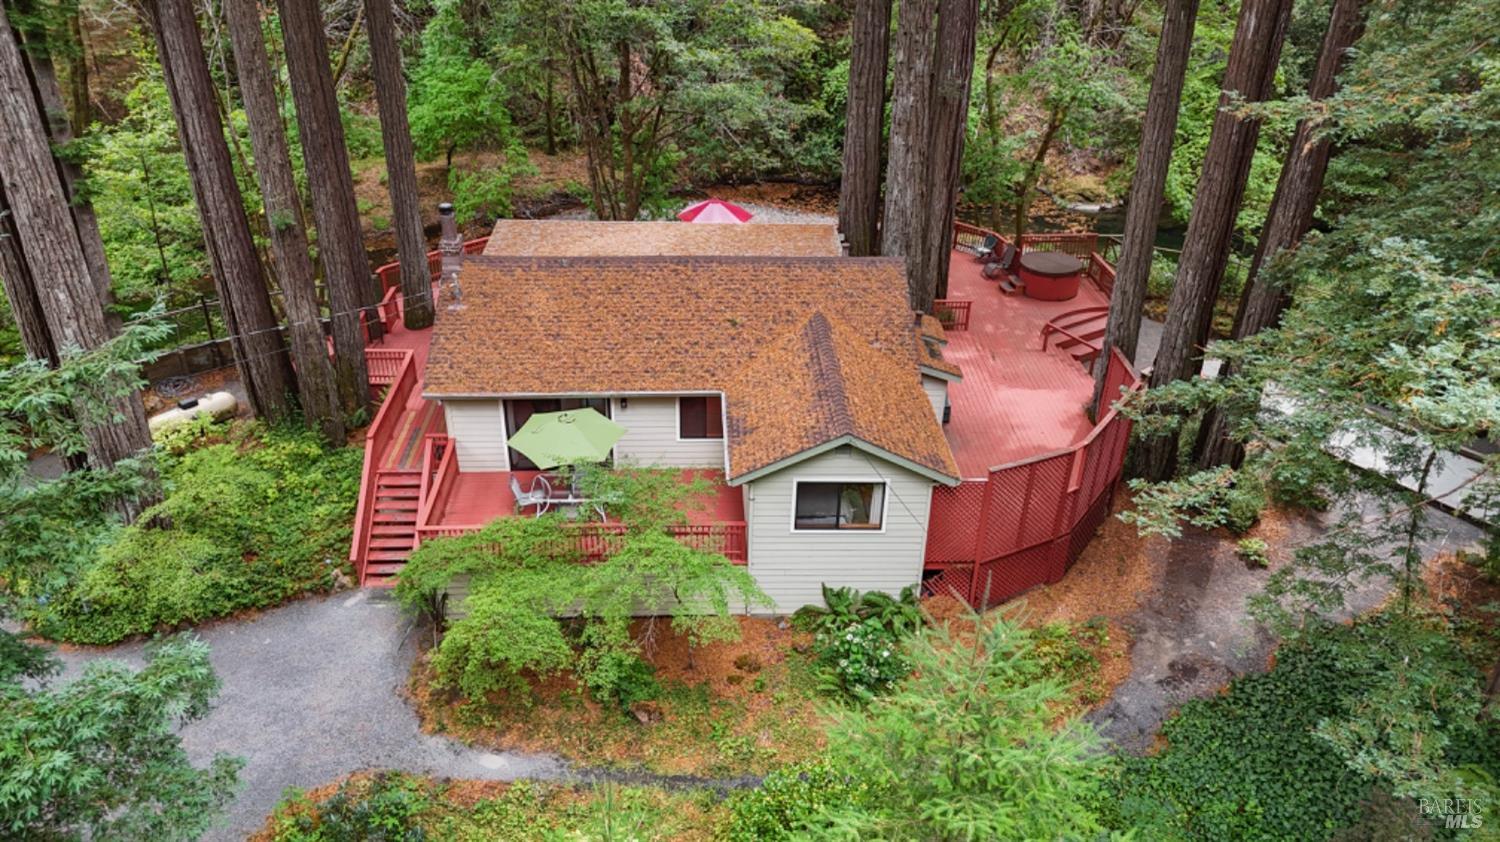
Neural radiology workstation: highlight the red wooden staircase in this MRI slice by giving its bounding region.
[364,471,421,584]
[1040,305,1109,367]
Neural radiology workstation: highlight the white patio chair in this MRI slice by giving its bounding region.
[510,474,553,516]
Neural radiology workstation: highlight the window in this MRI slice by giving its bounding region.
[678,396,724,439]
[793,482,885,530]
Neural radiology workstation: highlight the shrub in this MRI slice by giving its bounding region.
[812,617,911,700]
[39,424,361,644]
[272,773,429,841]
[1237,537,1271,568]
[796,584,921,700]
[725,760,871,841]
[575,621,661,711]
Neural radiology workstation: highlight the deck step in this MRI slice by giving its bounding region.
[371,525,415,536]
[373,515,417,526]
[377,475,421,487]
[368,549,413,562]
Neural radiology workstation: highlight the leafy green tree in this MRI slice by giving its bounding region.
[396,467,768,702]
[0,635,241,840]
[408,53,522,175]
[965,1,1134,239]
[809,613,1114,839]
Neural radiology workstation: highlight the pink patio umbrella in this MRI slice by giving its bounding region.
[677,198,754,223]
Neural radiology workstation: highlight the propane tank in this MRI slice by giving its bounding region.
[148,391,238,433]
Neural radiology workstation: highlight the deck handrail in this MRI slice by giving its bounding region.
[413,519,750,564]
[349,349,417,581]
[415,434,452,532]
[932,298,971,331]
[377,236,493,294]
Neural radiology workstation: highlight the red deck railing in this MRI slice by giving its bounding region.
[349,348,417,582]
[923,348,1141,609]
[932,298,971,331]
[376,237,493,294]
[410,440,749,565]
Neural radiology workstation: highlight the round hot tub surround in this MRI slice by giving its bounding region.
[1018,251,1084,301]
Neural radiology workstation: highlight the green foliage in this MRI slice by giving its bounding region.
[1237,537,1270,568]
[574,620,662,710]
[36,424,361,644]
[408,53,524,171]
[271,775,722,841]
[724,759,872,841]
[0,317,168,613]
[810,617,910,700]
[794,584,921,700]
[1107,614,1498,840]
[274,772,430,842]
[1022,618,1109,703]
[808,613,1113,839]
[82,69,209,312]
[0,637,240,840]
[396,468,768,705]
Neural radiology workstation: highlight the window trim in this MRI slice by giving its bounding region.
[675,395,725,441]
[789,478,889,534]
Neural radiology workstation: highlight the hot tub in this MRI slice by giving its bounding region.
[1018,251,1084,301]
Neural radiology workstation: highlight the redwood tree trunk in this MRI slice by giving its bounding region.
[920,0,979,303]
[0,6,153,477]
[0,180,56,364]
[837,0,891,258]
[364,0,433,330]
[881,0,938,310]
[9,2,115,318]
[1194,0,1369,468]
[1091,0,1199,417]
[1136,0,1294,481]
[146,0,298,422]
[276,0,373,412]
[224,0,345,445]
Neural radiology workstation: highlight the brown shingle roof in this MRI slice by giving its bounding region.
[424,254,957,482]
[481,220,843,258]
[723,312,959,481]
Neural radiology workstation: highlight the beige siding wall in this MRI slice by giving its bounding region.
[745,446,934,613]
[610,396,725,468]
[921,375,948,424]
[443,399,509,470]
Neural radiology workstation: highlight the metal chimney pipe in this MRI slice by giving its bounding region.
[437,203,464,307]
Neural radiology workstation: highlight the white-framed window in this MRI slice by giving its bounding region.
[677,395,724,440]
[792,481,886,531]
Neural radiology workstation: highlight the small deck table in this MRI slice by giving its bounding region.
[1018,251,1084,301]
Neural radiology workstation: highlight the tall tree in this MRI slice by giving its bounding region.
[1193,0,1370,468]
[1136,0,1294,481]
[881,0,938,309]
[364,0,433,330]
[276,0,373,411]
[1091,0,1200,415]
[837,0,891,257]
[144,0,298,423]
[920,0,979,302]
[8,1,114,318]
[223,0,344,445]
[0,4,153,476]
[0,181,55,363]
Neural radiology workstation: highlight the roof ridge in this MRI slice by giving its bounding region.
[462,254,904,268]
[802,312,854,433]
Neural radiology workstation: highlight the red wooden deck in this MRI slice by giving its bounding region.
[939,254,1107,478]
[433,468,745,526]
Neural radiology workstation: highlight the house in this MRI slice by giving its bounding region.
[354,217,1140,614]
[417,221,963,612]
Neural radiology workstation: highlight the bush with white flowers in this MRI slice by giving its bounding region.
[814,616,912,700]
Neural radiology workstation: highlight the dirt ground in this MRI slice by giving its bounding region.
[1024,497,1491,753]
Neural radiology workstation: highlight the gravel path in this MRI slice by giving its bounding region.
[1087,503,1486,752]
[49,592,569,841]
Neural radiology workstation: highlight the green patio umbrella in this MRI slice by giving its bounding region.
[508,408,626,469]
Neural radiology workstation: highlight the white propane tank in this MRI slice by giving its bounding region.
[148,391,238,433]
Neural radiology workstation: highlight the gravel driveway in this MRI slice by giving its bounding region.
[50,591,569,841]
